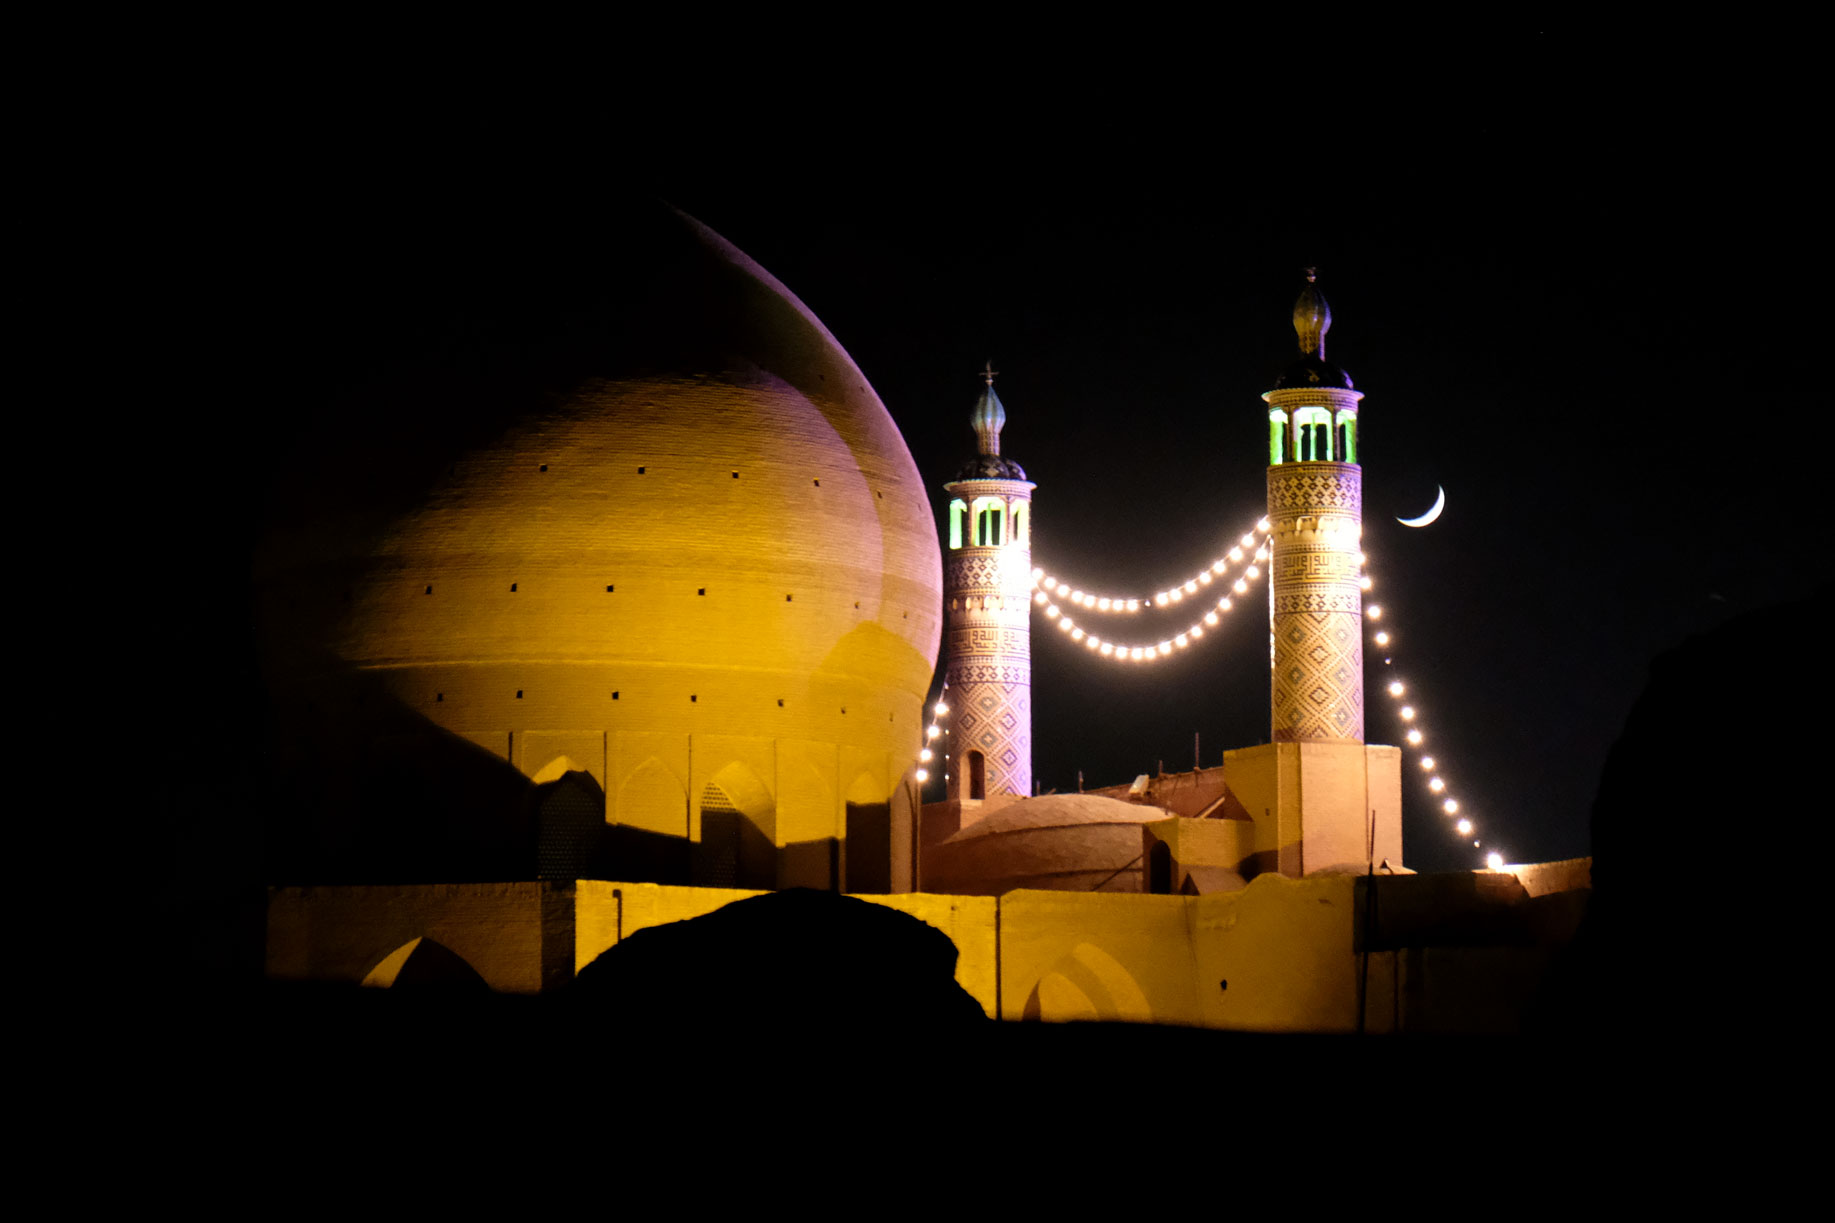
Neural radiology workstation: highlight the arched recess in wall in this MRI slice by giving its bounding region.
[698,760,776,889]
[610,756,691,884]
[360,937,490,991]
[776,756,838,891]
[616,757,688,837]
[532,760,605,881]
[844,769,891,894]
[1019,942,1153,1024]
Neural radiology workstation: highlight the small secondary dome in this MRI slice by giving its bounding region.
[922,793,1166,894]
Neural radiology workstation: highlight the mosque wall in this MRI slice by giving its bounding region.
[270,863,1576,1033]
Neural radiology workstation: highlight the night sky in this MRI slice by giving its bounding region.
[143,30,1815,888]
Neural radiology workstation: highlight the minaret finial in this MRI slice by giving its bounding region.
[971,363,1007,456]
[1293,269,1331,359]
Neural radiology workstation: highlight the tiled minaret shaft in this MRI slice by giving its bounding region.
[941,367,1035,802]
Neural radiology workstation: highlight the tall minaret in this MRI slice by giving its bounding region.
[1264,271,1366,744]
[942,364,1035,807]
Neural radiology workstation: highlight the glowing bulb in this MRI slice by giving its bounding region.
[1241,533,1256,547]
[1126,599,1140,612]
[1169,588,1183,602]
[1199,571,1213,585]
[1158,642,1173,655]
[915,768,929,782]
[1258,518,1271,532]
[1213,560,1228,574]
[1233,580,1248,594]
[1357,552,1367,565]
[1406,729,1423,745]
[1219,598,1232,611]
[919,748,933,762]
[1155,593,1169,606]
[935,702,948,715]
[1071,627,1084,640]
[1033,591,1047,605]
[1097,597,1111,611]
[1085,635,1100,650]
[1456,819,1472,836]
[1367,606,1382,620]
[1229,548,1243,562]
[1374,631,1390,645]
[1429,777,1445,793]
[1420,757,1435,770]
[1175,634,1189,647]
[1443,799,1459,814]
[1204,611,1220,626]
[1399,706,1415,720]
[1059,617,1073,631]
[1388,681,1404,697]
[1360,576,1374,591]
[1183,580,1198,595]
[1486,852,1504,871]
[1245,566,1259,579]
[1100,643,1114,656]
[1031,567,1044,580]
[1189,624,1203,638]
[926,725,940,739]
[1044,605,1059,619]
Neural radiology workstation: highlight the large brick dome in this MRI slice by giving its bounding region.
[257,206,940,889]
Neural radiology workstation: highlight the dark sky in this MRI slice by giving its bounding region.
[143,29,1815,879]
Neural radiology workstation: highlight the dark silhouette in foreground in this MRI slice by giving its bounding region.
[569,888,988,1035]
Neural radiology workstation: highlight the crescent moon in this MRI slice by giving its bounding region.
[1397,486,1445,528]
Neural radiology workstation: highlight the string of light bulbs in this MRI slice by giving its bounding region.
[1029,518,1272,661]
[914,683,948,785]
[1031,518,1272,614]
[1363,557,1505,871]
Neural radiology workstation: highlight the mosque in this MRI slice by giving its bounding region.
[261,203,1589,1031]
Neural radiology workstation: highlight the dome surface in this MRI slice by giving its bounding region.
[922,794,1166,895]
[257,204,941,887]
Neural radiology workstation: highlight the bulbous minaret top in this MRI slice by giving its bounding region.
[1274,269,1354,391]
[1292,267,1331,359]
[971,361,1007,456]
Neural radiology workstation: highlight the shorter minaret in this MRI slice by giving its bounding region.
[941,365,1035,807]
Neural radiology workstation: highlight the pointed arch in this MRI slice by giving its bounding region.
[616,756,687,837]
[531,755,584,786]
[1019,943,1152,1023]
[360,937,489,991]
[700,760,776,889]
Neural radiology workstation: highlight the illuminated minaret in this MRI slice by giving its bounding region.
[941,364,1035,806]
[1264,271,1366,744]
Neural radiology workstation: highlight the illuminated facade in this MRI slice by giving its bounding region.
[941,370,1035,805]
[1264,272,1365,744]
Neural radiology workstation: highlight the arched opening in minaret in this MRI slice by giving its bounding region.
[1291,406,1332,461]
[948,499,967,549]
[1336,409,1357,463]
[1011,501,1029,546]
[1269,409,1289,465]
[967,750,986,801]
[974,499,1004,546]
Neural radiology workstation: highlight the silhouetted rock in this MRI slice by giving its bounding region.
[570,889,987,1034]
